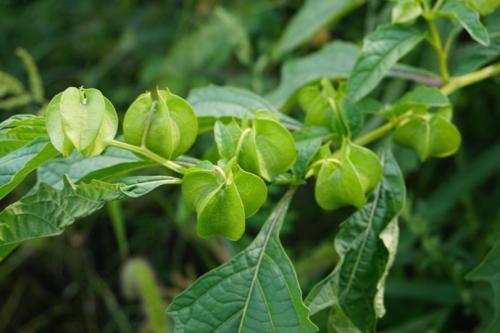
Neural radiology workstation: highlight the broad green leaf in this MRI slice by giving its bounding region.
[36,146,150,189]
[466,239,500,333]
[267,42,360,109]
[168,189,318,333]
[114,175,181,197]
[440,0,490,46]
[187,85,302,131]
[395,86,449,108]
[306,150,405,333]
[0,114,47,157]
[268,40,434,110]
[450,11,500,74]
[346,24,425,102]
[385,85,450,117]
[467,0,500,16]
[59,87,106,151]
[273,0,364,58]
[374,219,399,317]
[0,175,179,261]
[392,0,423,23]
[0,138,58,200]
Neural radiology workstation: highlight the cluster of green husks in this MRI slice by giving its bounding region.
[46,84,461,241]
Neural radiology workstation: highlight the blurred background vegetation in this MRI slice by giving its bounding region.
[0,0,499,332]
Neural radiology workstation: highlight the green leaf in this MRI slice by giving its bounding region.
[385,85,450,117]
[466,239,500,333]
[0,175,178,260]
[440,0,490,46]
[0,115,47,157]
[267,42,360,109]
[306,150,405,333]
[114,175,181,197]
[0,138,59,200]
[168,189,318,333]
[273,0,364,58]
[467,0,500,16]
[188,85,302,131]
[392,0,423,23]
[346,24,425,102]
[36,146,150,189]
[450,11,500,74]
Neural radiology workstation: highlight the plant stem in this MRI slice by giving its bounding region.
[108,139,186,174]
[107,201,129,260]
[431,0,445,13]
[427,19,450,83]
[354,121,396,146]
[441,62,500,95]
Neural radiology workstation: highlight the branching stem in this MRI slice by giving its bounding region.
[441,62,500,95]
[108,139,186,174]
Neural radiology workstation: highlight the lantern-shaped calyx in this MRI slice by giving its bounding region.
[182,162,267,241]
[394,112,461,161]
[237,111,297,181]
[314,141,382,210]
[46,87,118,157]
[123,88,198,159]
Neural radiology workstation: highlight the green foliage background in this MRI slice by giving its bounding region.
[0,0,499,332]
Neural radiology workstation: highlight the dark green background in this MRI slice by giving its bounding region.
[0,0,499,332]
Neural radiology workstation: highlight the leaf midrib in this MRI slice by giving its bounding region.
[237,191,292,332]
[343,154,386,296]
